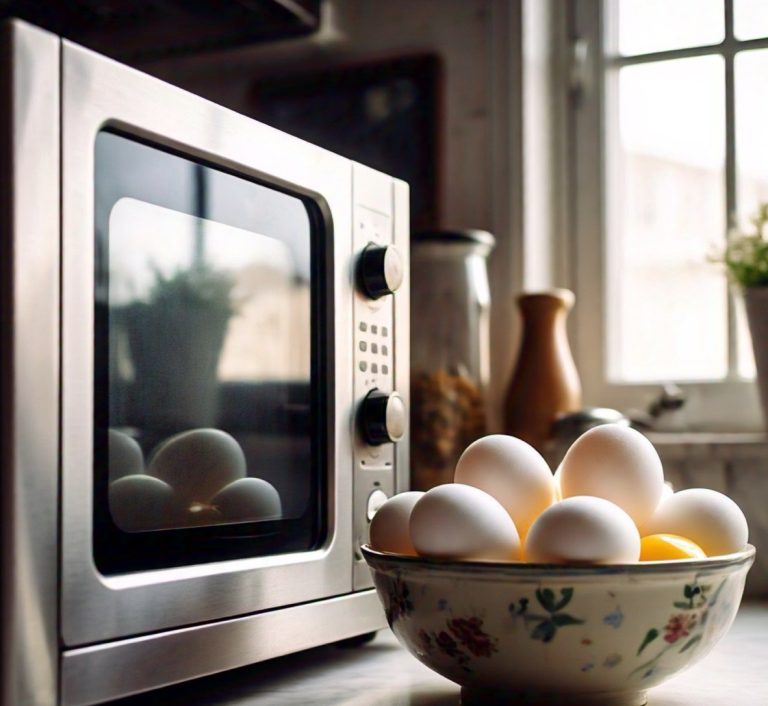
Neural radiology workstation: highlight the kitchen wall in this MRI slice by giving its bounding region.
[145,0,525,429]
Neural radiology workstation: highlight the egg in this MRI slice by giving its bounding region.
[639,534,706,561]
[559,425,665,526]
[636,482,676,536]
[108,429,144,481]
[409,484,521,561]
[454,434,555,537]
[212,477,282,522]
[109,474,176,532]
[525,496,641,564]
[553,464,563,501]
[642,488,748,556]
[182,504,224,527]
[149,428,246,506]
[369,491,424,555]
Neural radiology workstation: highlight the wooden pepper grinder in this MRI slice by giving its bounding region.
[504,289,582,451]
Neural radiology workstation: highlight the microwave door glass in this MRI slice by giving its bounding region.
[93,131,326,573]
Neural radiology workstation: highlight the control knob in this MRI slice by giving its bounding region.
[360,389,406,445]
[357,244,404,299]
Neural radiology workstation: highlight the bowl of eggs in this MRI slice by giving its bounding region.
[363,427,755,706]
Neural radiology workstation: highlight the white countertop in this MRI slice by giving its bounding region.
[115,603,768,706]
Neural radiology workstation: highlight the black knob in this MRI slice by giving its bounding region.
[357,244,404,299]
[360,389,406,445]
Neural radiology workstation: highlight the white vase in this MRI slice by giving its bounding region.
[744,287,768,426]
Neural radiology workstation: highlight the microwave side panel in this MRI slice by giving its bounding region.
[393,177,410,498]
[0,19,61,706]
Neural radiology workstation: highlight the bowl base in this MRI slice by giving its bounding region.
[460,687,647,706]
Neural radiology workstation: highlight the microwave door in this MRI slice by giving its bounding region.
[60,38,355,648]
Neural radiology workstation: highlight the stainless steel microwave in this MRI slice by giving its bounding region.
[0,19,409,706]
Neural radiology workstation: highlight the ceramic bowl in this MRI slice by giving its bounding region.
[362,544,755,706]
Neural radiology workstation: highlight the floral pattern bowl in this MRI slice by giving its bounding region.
[362,544,755,706]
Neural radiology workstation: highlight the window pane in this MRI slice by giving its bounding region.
[735,0,768,40]
[613,0,724,56]
[608,57,727,382]
[736,50,768,233]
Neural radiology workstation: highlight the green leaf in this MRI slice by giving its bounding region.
[679,635,702,653]
[531,620,556,643]
[552,588,574,611]
[552,613,584,627]
[536,588,557,613]
[674,601,693,610]
[637,628,659,655]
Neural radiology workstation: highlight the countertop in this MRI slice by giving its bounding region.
[113,603,768,706]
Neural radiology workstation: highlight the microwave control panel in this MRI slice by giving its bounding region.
[351,164,407,590]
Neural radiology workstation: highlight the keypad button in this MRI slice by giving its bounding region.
[359,361,368,372]
[371,363,379,373]
[359,341,367,352]
[382,364,389,375]
[381,345,388,356]
[382,326,388,337]
[371,325,379,334]
[359,322,368,332]
[371,343,379,354]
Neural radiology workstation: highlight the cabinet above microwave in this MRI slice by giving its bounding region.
[0,0,322,60]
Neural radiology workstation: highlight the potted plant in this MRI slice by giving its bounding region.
[722,202,768,423]
[122,263,239,432]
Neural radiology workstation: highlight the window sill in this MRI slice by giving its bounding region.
[646,431,768,462]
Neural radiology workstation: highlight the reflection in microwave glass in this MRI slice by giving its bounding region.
[108,427,283,532]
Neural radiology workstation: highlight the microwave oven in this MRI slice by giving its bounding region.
[0,19,409,706]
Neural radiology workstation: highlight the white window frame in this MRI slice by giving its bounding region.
[568,0,768,431]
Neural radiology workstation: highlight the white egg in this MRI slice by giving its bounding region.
[636,481,676,535]
[212,477,282,522]
[409,483,521,561]
[525,496,641,564]
[109,474,176,532]
[182,504,224,527]
[369,491,424,555]
[642,488,748,556]
[149,428,246,506]
[108,429,144,481]
[454,434,555,537]
[553,464,563,501]
[559,425,664,526]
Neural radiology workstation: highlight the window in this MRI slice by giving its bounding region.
[570,0,768,429]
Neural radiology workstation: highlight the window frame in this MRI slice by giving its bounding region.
[568,0,768,431]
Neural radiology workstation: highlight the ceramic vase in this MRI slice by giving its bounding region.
[744,286,768,427]
[504,289,582,451]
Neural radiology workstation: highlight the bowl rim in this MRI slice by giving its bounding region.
[361,543,756,577]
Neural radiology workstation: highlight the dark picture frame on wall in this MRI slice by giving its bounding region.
[245,54,442,231]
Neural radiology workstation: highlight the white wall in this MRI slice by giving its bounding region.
[145,0,525,428]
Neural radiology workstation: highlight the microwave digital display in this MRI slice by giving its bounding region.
[93,131,327,573]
